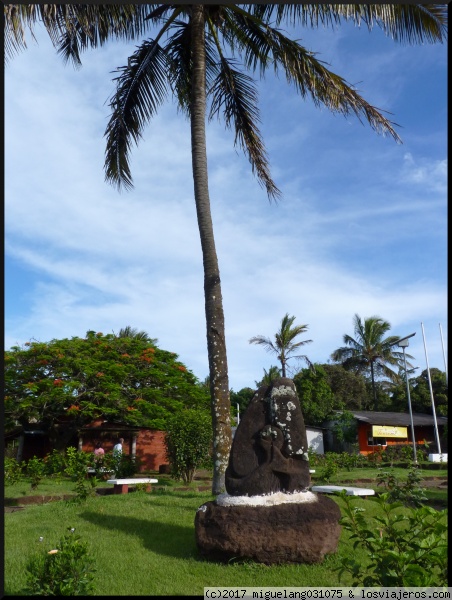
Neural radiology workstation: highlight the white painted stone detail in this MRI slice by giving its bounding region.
[216,491,318,507]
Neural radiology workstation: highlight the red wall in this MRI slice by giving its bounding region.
[135,429,168,472]
[80,420,168,472]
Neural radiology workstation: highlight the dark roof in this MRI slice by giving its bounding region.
[344,410,447,427]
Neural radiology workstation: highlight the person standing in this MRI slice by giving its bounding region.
[113,437,124,475]
[113,438,124,455]
[93,441,105,458]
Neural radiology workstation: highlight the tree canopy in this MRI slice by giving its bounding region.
[4,331,210,448]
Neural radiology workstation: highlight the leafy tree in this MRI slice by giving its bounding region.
[164,408,212,484]
[5,4,447,493]
[391,368,448,416]
[293,364,336,426]
[4,331,209,450]
[250,314,313,378]
[331,314,413,411]
[322,363,373,410]
[230,386,255,417]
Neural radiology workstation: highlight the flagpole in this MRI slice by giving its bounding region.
[439,323,448,384]
[421,322,441,454]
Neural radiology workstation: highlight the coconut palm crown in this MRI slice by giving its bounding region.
[331,313,414,411]
[250,313,313,378]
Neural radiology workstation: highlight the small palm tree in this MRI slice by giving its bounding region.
[250,314,313,378]
[255,365,281,388]
[115,326,157,344]
[331,313,414,411]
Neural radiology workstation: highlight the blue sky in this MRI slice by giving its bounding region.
[5,13,447,392]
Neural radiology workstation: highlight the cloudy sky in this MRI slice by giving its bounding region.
[5,12,447,392]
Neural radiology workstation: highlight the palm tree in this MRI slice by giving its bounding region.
[116,326,157,344]
[255,365,281,388]
[250,314,313,378]
[331,314,414,411]
[5,4,447,493]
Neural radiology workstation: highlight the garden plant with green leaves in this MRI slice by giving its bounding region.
[337,492,448,586]
[25,527,96,596]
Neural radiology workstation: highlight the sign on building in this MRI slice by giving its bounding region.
[372,425,407,438]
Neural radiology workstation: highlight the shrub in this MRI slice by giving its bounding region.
[25,528,96,595]
[164,409,212,484]
[337,492,448,586]
[320,453,339,483]
[44,449,68,477]
[114,454,141,478]
[377,466,427,507]
[26,456,46,490]
[64,448,97,502]
[5,457,23,485]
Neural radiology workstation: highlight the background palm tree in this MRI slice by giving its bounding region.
[250,313,313,378]
[331,313,414,411]
[116,326,157,344]
[255,365,281,388]
[5,4,447,493]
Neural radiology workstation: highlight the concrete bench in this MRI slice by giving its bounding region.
[106,478,158,494]
[311,485,375,497]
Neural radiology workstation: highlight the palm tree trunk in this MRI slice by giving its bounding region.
[190,4,231,495]
[370,361,378,411]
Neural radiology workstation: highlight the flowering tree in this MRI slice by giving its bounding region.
[4,331,209,449]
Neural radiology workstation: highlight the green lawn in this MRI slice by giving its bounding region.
[0,490,390,595]
[4,480,447,596]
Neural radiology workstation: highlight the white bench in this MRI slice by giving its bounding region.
[311,485,375,497]
[106,478,158,494]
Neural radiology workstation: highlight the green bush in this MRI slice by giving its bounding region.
[26,456,46,490]
[25,528,96,595]
[164,409,212,484]
[5,457,23,485]
[337,492,448,586]
[114,453,141,478]
[64,448,98,502]
[377,466,427,507]
[44,449,68,477]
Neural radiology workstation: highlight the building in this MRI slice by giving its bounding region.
[5,418,169,473]
[324,410,448,455]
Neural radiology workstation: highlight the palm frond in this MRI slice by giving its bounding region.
[4,4,152,66]
[267,29,402,142]
[249,335,277,354]
[104,39,170,190]
[209,56,280,200]
[251,4,447,44]
[165,20,193,116]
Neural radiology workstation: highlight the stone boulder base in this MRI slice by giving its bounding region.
[195,495,341,565]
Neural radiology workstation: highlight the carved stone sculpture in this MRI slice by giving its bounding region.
[225,377,311,495]
[195,377,342,564]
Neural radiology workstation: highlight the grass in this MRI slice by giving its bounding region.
[311,465,448,484]
[0,489,389,595]
[4,479,447,596]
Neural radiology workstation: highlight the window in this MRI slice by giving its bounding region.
[367,436,387,446]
